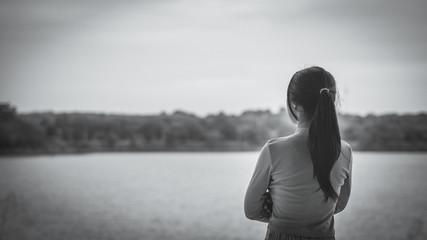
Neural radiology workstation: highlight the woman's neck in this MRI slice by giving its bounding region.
[297,111,311,129]
[297,121,310,129]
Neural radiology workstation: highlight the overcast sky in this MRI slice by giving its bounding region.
[1,0,426,116]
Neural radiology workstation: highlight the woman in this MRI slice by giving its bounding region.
[244,66,353,240]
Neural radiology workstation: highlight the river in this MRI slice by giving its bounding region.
[0,152,426,240]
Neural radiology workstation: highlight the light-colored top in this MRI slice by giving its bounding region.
[244,127,353,237]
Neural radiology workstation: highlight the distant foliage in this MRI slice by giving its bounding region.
[339,113,427,151]
[0,103,426,154]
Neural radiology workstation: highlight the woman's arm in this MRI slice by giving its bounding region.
[244,142,272,222]
[335,174,351,213]
[335,148,353,214]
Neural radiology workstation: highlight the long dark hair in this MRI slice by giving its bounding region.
[287,66,341,202]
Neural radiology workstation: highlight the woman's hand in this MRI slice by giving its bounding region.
[260,192,273,219]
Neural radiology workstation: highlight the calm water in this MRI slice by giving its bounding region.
[0,152,426,240]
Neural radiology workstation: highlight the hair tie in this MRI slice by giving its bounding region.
[319,88,329,94]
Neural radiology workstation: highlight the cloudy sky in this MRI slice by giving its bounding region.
[1,0,426,116]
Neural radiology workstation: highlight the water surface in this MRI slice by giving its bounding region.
[0,152,426,240]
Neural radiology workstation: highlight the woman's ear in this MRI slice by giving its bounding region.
[287,105,298,124]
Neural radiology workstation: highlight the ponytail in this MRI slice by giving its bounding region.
[287,66,341,202]
[308,88,341,202]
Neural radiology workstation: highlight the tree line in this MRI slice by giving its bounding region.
[0,103,426,154]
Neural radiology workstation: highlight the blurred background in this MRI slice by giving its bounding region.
[0,0,426,239]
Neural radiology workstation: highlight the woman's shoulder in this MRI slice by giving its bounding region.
[340,140,353,161]
[262,136,300,162]
[266,134,295,146]
[265,134,302,153]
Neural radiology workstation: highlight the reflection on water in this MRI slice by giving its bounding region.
[0,152,426,240]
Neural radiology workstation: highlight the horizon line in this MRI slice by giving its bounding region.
[14,107,427,118]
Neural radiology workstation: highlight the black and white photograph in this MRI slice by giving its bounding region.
[1,1,426,239]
